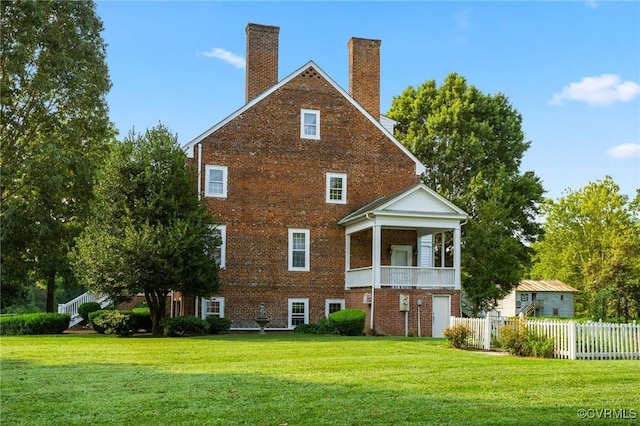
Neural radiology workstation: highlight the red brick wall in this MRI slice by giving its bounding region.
[372,289,461,336]
[195,67,419,330]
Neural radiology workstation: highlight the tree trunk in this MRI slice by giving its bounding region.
[146,291,167,335]
[46,272,56,313]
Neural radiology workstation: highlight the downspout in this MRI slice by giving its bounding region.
[197,143,203,200]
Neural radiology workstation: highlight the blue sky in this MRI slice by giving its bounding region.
[96,1,639,201]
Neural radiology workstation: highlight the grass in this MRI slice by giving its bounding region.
[1,333,639,425]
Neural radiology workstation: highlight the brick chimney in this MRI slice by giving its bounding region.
[245,23,280,103]
[348,37,381,119]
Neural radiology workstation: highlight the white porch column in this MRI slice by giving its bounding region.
[441,231,446,268]
[453,225,461,290]
[372,224,382,288]
[344,233,351,289]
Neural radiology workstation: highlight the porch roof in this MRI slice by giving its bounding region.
[338,183,468,227]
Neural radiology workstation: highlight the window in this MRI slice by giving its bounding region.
[520,293,529,302]
[211,225,226,268]
[288,229,310,271]
[300,109,320,139]
[553,308,559,316]
[288,298,309,328]
[201,297,225,320]
[516,301,521,309]
[560,294,564,301]
[325,299,345,317]
[205,165,228,198]
[326,173,347,204]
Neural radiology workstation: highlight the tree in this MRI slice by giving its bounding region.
[73,125,221,334]
[1,0,112,311]
[530,177,640,320]
[387,73,545,315]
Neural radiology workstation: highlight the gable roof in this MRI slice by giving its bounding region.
[517,280,579,293]
[339,183,468,225]
[182,60,426,176]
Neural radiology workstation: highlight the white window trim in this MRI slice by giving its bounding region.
[204,165,228,198]
[288,228,310,272]
[300,109,320,140]
[213,225,226,268]
[325,298,345,317]
[201,297,225,320]
[288,298,309,329]
[326,173,347,204]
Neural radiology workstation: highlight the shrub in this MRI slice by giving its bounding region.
[88,310,109,333]
[498,321,555,358]
[443,324,472,349]
[526,332,555,358]
[77,302,102,322]
[294,317,336,334]
[328,309,365,336]
[0,313,71,336]
[205,316,232,334]
[91,310,135,337]
[161,316,208,337]
[130,308,152,332]
[497,321,530,356]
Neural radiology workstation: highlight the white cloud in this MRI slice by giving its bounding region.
[201,48,246,69]
[586,1,598,9]
[606,143,640,159]
[550,74,640,106]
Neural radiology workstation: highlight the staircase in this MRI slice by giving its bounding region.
[57,292,111,328]
[520,300,544,317]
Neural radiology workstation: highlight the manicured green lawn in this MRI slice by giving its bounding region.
[1,333,638,425]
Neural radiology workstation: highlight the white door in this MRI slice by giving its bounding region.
[432,295,451,337]
[391,245,412,287]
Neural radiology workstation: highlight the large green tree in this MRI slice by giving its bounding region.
[388,73,545,315]
[1,0,112,311]
[73,125,221,334]
[530,177,640,320]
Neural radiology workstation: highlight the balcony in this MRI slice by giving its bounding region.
[346,266,457,289]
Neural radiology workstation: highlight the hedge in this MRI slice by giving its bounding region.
[0,313,71,336]
[328,309,366,336]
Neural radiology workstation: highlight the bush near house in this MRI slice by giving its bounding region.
[444,324,472,349]
[0,313,71,336]
[130,308,152,332]
[205,316,232,334]
[91,310,136,337]
[294,317,336,334]
[497,321,554,358]
[328,309,366,336]
[77,302,102,322]
[161,316,208,337]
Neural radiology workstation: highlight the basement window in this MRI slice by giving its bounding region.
[288,298,309,328]
[325,298,345,317]
[301,109,320,140]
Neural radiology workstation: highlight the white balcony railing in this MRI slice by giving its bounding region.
[346,266,456,289]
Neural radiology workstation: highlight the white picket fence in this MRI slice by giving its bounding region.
[449,316,640,360]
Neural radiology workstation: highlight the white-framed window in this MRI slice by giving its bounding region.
[325,298,345,317]
[288,228,310,271]
[326,173,347,204]
[288,298,309,328]
[201,297,225,319]
[300,109,320,140]
[205,165,228,198]
[211,225,226,268]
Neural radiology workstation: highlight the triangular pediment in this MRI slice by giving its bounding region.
[339,184,468,226]
[181,60,425,175]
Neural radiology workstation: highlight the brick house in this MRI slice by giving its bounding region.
[179,23,468,336]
